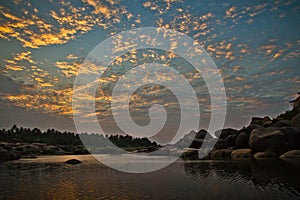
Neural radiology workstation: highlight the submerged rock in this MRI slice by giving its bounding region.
[253,152,277,159]
[280,150,300,159]
[64,159,81,164]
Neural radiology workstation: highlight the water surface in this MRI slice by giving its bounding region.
[0,155,300,200]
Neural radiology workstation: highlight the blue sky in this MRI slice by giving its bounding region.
[0,0,299,141]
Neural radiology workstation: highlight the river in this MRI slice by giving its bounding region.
[0,155,300,199]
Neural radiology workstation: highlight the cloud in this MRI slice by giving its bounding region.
[55,61,81,77]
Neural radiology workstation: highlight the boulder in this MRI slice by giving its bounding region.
[292,96,300,109]
[291,113,300,129]
[279,150,300,159]
[64,159,81,164]
[181,149,200,160]
[225,134,238,147]
[189,138,203,149]
[195,129,209,139]
[0,148,10,162]
[231,148,252,159]
[9,150,21,160]
[215,139,229,149]
[254,152,277,159]
[262,120,273,127]
[235,132,249,148]
[249,128,286,153]
[210,149,233,160]
[175,131,197,149]
[250,117,271,126]
[280,127,300,150]
[245,124,262,134]
[272,120,291,128]
[214,128,239,139]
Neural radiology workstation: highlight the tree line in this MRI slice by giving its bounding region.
[0,125,158,148]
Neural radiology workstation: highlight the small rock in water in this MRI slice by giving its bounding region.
[254,152,277,159]
[279,150,300,159]
[64,159,81,164]
[231,148,252,159]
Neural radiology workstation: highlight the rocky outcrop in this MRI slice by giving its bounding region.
[176,95,300,160]
[0,147,20,162]
[0,142,89,162]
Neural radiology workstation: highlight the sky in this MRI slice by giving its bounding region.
[0,0,299,142]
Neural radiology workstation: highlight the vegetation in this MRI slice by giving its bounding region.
[0,125,158,149]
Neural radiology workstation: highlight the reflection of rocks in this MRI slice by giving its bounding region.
[183,162,212,179]
[250,159,300,192]
[183,159,300,194]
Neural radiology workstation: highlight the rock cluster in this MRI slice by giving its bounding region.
[0,142,88,162]
[180,100,300,160]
